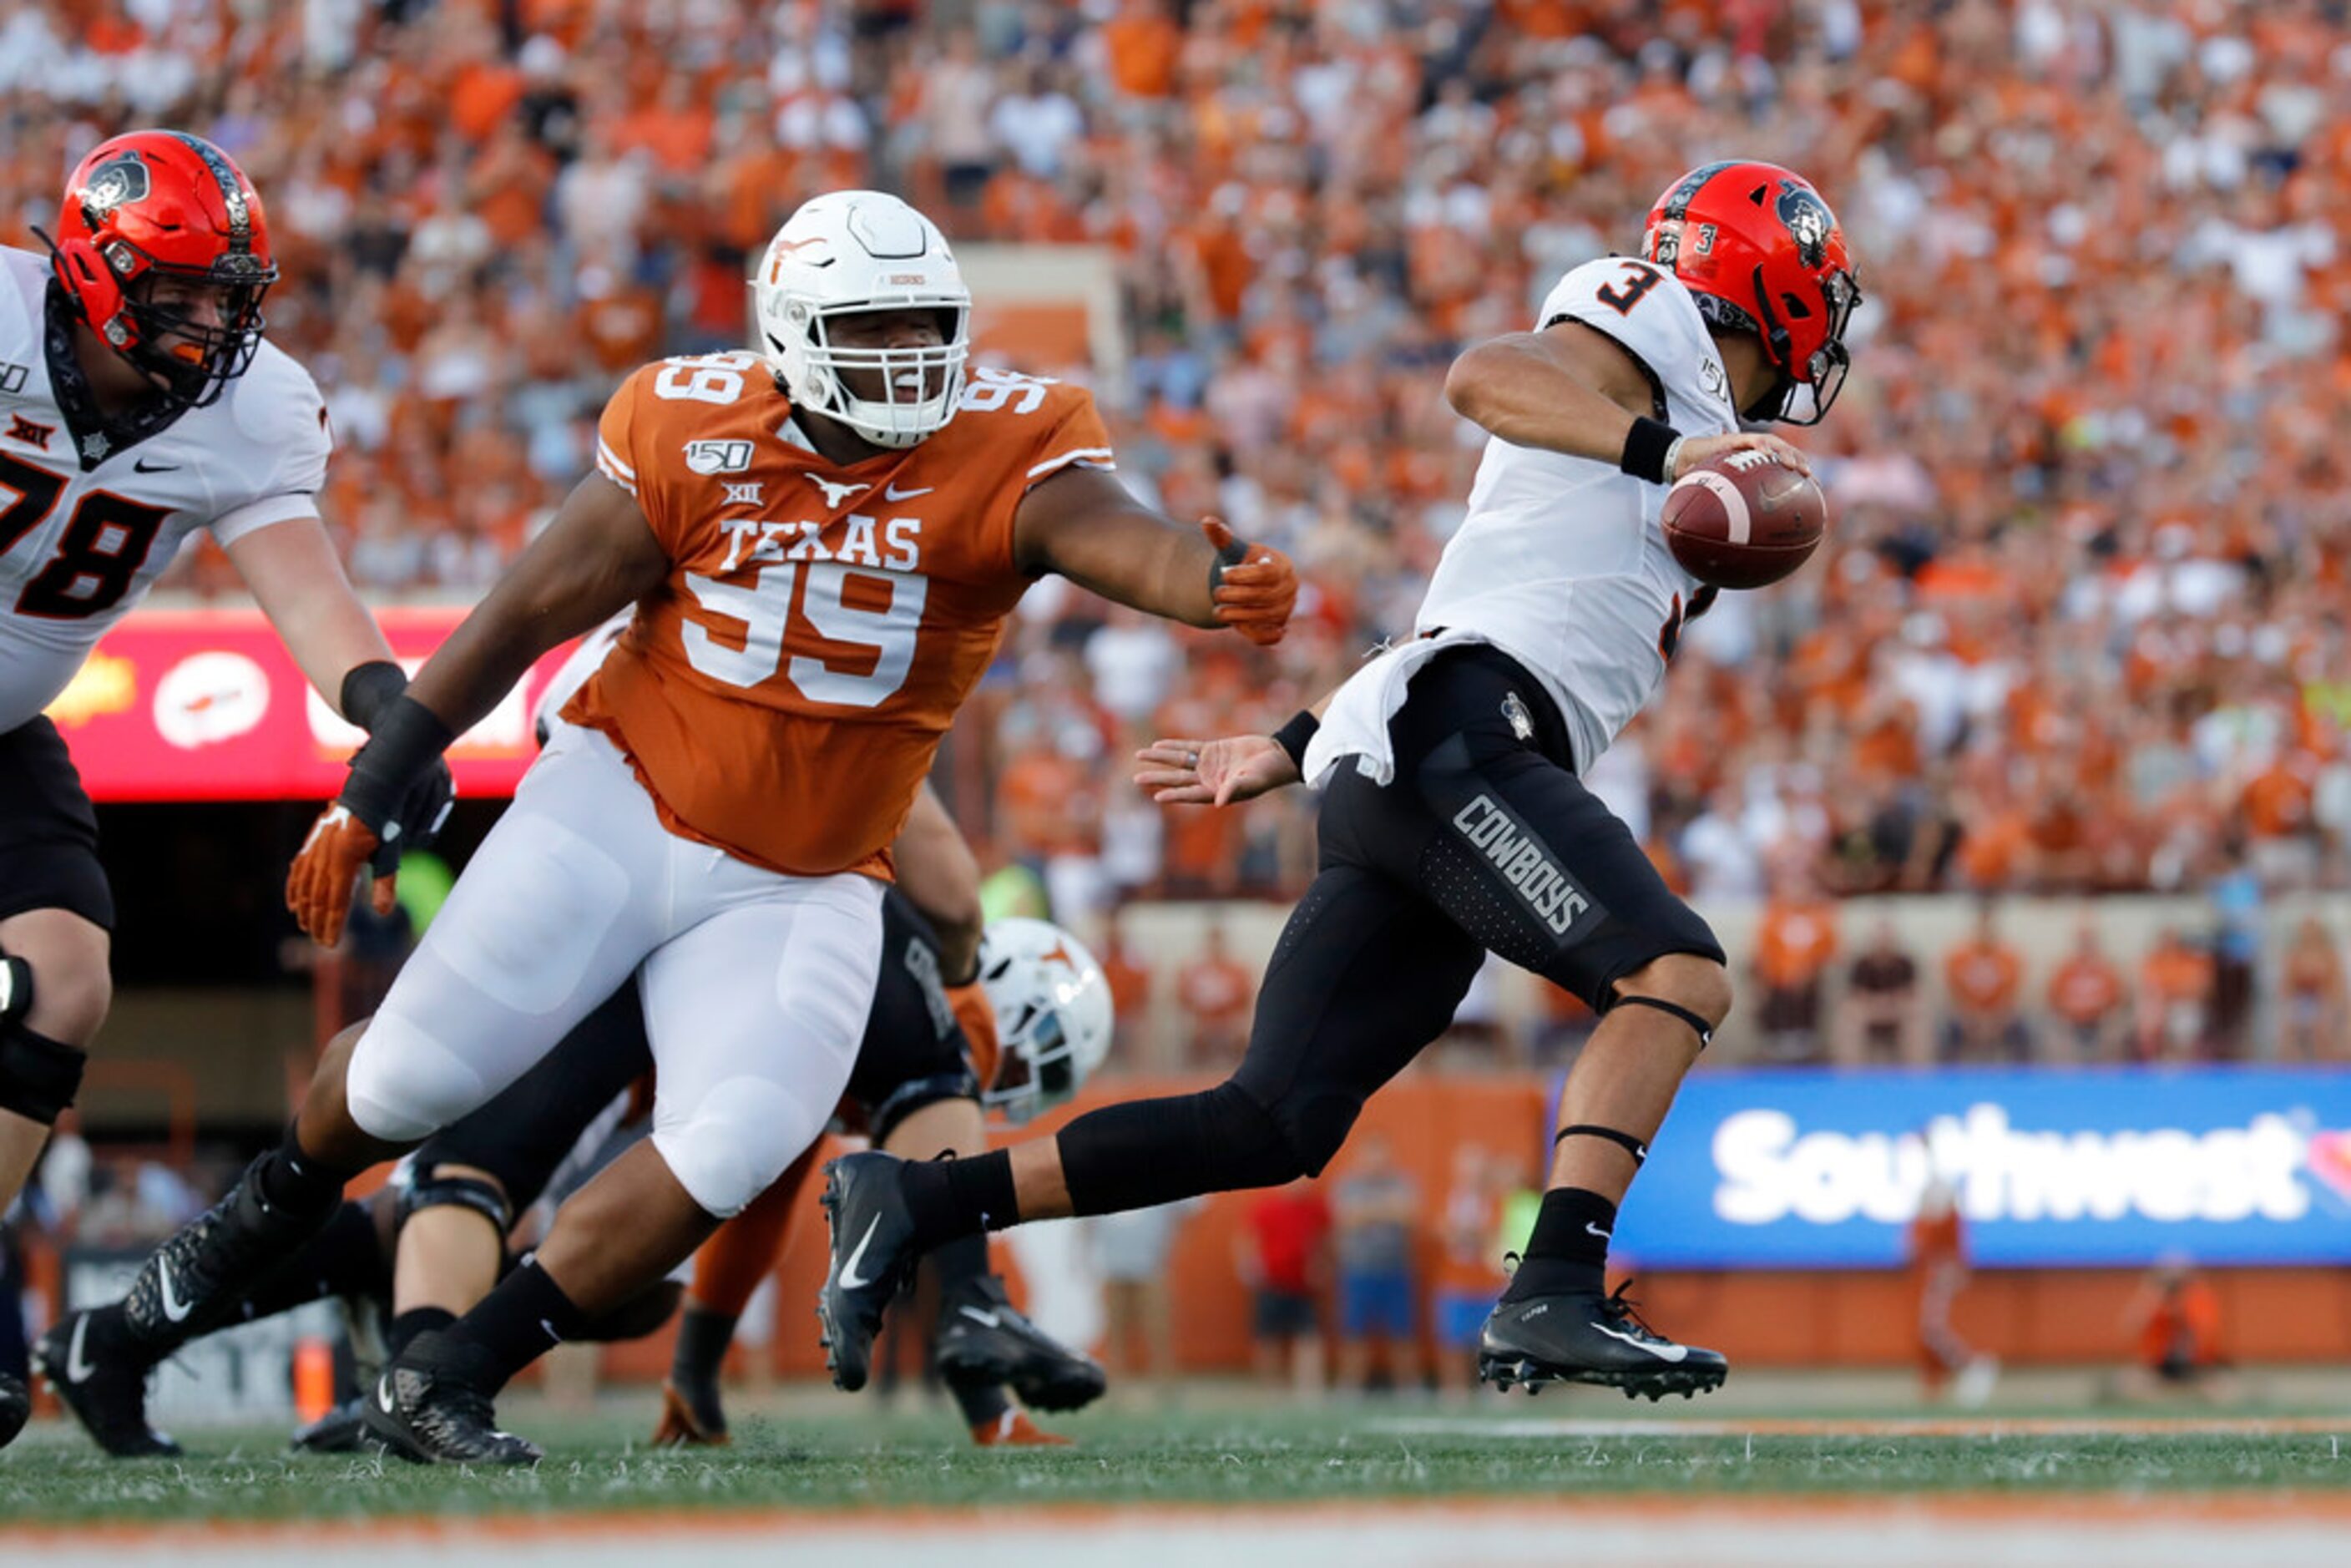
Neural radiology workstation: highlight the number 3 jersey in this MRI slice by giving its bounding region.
[1305,255,1738,788]
[568,352,1115,880]
[0,246,331,733]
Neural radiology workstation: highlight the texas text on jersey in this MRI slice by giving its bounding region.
[0,246,330,731]
[570,352,1114,880]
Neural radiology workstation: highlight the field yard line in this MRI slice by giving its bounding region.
[1369,1414,2351,1439]
[10,1497,2351,1568]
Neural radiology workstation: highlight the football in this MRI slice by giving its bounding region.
[1661,449,1829,589]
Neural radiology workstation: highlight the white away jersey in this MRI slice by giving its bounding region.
[1305,255,1740,787]
[0,245,331,731]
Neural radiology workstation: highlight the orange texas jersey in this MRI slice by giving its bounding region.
[567,351,1116,879]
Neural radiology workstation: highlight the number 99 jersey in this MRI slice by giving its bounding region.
[567,352,1115,880]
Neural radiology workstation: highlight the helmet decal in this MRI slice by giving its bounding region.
[1775,182,1833,271]
[77,152,150,224]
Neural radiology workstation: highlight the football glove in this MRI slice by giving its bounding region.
[1202,518,1297,647]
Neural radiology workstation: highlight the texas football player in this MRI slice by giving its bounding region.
[1,131,450,1449]
[66,189,1294,1463]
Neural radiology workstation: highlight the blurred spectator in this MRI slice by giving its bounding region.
[1331,1130,1420,1398]
[2278,917,2348,1062]
[2112,1254,2237,1405]
[1091,1199,1201,1406]
[1942,903,2031,1064]
[1834,916,1928,1068]
[2136,928,2219,1063]
[1236,1179,1331,1401]
[1095,913,1159,1070]
[2046,918,2130,1064]
[1908,1172,1996,1408]
[1750,867,1840,1065]
[1173,922,1254,1069]
[1428,1145,1503,1404]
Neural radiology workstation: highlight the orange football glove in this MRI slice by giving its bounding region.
[946,977,1002,1095]
[286,803,393,948]
[1202,517,1297,647]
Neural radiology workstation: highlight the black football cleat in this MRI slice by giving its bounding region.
[1478,1281,1728,1402]
[361,1333,542,1466]
[817,1151,921,1393]
[0,1370,26,1452]
[934,1276,1106,1414]
[290,1395,371,1454]
[33,1307,182,1458]
[120,1155,326,1353]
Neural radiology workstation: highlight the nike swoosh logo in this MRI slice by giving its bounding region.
[377,1375,397,1414]
[66,1314,95,1383]
[157,1261,193,1323]
[958,1306,1003,1328]
[837,1216,883,1290]
[1586,1222,1613,1240]
[134,458,179,473]
[883,483,933,501]
[1594,1323,1689,1363]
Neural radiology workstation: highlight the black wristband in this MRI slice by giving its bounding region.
[1269,709,1320,772]
[339,660,409,733]
[1619,416,1681,484]
[1206,529,1251,593]
[341,695,456,838]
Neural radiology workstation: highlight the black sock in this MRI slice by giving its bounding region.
[257,1125,356,1221]
[1499,1186,1615,1302]
[670,1303,738,1390]
[388,1306,457,1360]
[945,1367,1013,1429]
[900,1153,1019,1253]
[928,1232,991,1297]
[434,1258,588,1393]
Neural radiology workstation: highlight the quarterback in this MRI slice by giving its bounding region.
[0,132,450,1449]
[69,190,1294,1463]
[817,162,1862,1400]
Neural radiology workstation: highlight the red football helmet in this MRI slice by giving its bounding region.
[1640,161,1861,424]
[39,130,277,410]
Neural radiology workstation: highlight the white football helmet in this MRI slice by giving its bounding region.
[978,918,1115,1125]
[751,190,970,450]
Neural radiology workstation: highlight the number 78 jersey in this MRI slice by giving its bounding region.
[567,351,1115,879]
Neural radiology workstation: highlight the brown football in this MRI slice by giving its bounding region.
[1661,450,1828,590]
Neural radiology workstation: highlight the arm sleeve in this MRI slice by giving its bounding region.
[211,356,334,546]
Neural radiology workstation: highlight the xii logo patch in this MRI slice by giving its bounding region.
[6,412,53,450]
[722,480,764,508]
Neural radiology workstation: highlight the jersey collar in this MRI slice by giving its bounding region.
[43,281,194,473]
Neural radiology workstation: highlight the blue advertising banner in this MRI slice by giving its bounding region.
[1610,1067,2351,1270]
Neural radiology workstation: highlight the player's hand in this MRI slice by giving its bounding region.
[395,758,457,854]
[1202,518,1297,647]
[286,802,392,948]
[1135,735,1300,806]
[1669,430,1812,479]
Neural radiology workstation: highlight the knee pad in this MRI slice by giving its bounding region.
[396,1166,514,1237]
[653,1075,822,1219]
[346,1013,489,1143]
[0,1017,85,1125]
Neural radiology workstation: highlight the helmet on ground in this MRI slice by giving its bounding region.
[751,190,970,449]
[978,917,1114,1124]
[1640,161,1861,424]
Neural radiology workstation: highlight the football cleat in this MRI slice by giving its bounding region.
[361,1333,542,1466]
[290,1396,370,1454]
[934,1276,1106,1414]
[120,1155,320,1352]
[0,1371,27,1452]
[650,1378,730,1448]
[1477,1281,1727,1402]
[33,1307,182,1458]
[816,1151,921,1393]
[969,1409,1071,1448]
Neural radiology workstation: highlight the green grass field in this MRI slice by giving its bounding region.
[6,1378,2350,1528]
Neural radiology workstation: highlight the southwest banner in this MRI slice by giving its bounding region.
[1613,1066,2351,1270]
[42,606,575,802]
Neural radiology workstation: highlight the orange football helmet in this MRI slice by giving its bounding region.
[1641,161,1861,424]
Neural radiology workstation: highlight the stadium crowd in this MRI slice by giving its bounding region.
[4,1,2348,941]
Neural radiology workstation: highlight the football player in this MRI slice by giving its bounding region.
[68,189,1295,1464]
[815,162,1861,1402]
[0,132,451,1450]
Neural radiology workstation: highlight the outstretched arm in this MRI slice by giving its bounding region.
[1011,466,1296,646]
[225,517,397,716]
[1134,689,1337,806]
